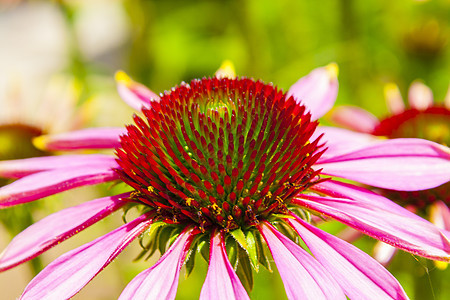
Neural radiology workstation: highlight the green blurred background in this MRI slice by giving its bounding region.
[0,0,449,299]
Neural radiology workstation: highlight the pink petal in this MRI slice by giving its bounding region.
[373,241,398,266]
[287,63,339,121]
[0,154,116,178]
[316,138,450,191]
[312,126,381,161]
[20,213,153,300]
[0,164,119,208]
[259,222,346,300]
[408,81,433,110]
[288,216,408,300]
[115,71,160,111]
[33,127,125,151]
[119,228,194,300]
[330,106,379,133]
[0,194,128,271]
[293,180,450,262]
[384,83,405,114]
[200,231,250,300]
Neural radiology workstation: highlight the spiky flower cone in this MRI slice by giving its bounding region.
[116,77,324,233]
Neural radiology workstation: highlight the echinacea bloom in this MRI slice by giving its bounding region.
[0,64,449,300]
[331,81,450,265]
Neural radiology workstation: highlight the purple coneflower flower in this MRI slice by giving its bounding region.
[331,80,450,265]
[0,64,449,299]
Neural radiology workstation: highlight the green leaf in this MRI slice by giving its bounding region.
[235,246,254,292]
[134,232,153,261]
[121,203,138,223]
[184,248,196,278]
[255,232,272,272]
[147,221,166,237]
[276,221,297,243]
[158,226,176,254]
[245,231,259,272]
[226,235,238,268]
[146,226,163,259]
[199,236,211,262]
[271,213,295,220]
[230,228,248,250]
[290,208,311,223]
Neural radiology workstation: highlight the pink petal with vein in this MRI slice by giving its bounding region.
[288,217,408,300]
[287,64,338,121]
[316,138,450,191]
[116,71,160,111]
[259,222,346,300]
[0,194,128,271]
[408,81,433,110]
[0,154,115,178]
[330,105,379,133]
[20,213,153,300]
[200,231,249,300]
[311,126,381,161]
[34,127,125,151]
[0,164,119,208]
[293,180,450,261]
[119,228,194,300]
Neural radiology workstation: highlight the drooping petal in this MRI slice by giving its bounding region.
[384,83,405,114]
[200,231,249,300]
[408,81,433,110]
[0,154,116,178]
[0,194,128,271]
[115,71,160,111]
[0,164,120,208]
[288,216,408,300]
[330,105,379,133]
[373,241,398,266]
[119,228,195,300]
[20,213,154,300]
[315,138,450,191]
[33,127,125,151]
[287,63,339,121]
[259,222,346,300]
[293,180,450,261]
[311,126,381,161]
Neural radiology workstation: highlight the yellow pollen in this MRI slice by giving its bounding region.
[284,182,302,189]
[211,203,222,214]
[148,186,155,193]
[185,197,194,206]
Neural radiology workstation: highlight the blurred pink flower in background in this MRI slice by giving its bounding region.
[331,80,450,266]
